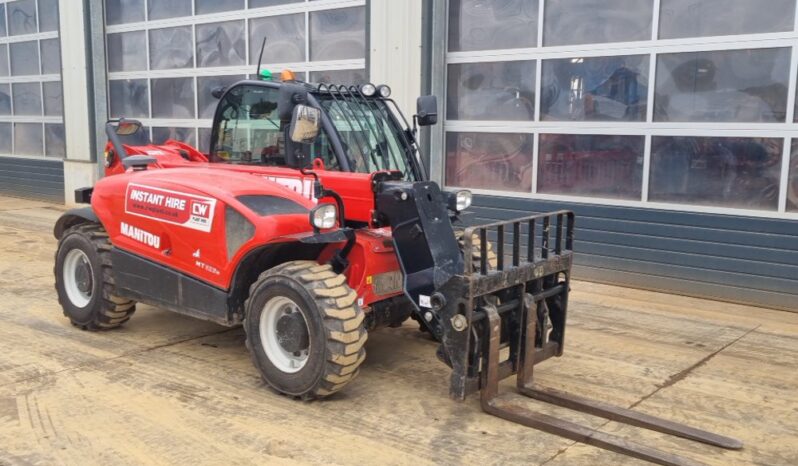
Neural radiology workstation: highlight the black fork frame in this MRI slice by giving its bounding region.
[454,212,742,466]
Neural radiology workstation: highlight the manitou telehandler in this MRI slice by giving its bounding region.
[53,73,741,465]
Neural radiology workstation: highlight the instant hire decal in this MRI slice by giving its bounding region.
[125,183,217,232]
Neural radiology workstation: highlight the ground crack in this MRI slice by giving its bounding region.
[536,325,759,465]
[628,324,760,410]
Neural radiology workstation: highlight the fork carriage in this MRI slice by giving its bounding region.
[435,212,741,466]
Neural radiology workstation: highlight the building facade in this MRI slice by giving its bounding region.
[0,0,795,310]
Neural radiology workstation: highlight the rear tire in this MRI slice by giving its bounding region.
[455,228,498,271]
[54,223,136,330]
[244,261,367,399]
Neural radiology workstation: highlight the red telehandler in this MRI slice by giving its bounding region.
[53,76,740,465]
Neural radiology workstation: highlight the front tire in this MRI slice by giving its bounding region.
[244,261,367,399]
[54,224,136,330]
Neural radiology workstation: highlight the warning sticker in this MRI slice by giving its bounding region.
[125,183,217,233]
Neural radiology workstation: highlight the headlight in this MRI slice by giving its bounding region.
[377,85,392,98]
[360,83,377,97]
[455,190,473,211]
[310,204,337,229]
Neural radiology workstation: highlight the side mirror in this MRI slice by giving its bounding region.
[116,119,143,136]
[416,95,438,126]
[289,104,321,144]
[211,86,226,99]
[278,83,309,122]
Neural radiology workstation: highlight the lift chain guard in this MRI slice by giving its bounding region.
[373,186,742,465]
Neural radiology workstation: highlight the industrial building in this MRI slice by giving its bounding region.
[0,0,795,310]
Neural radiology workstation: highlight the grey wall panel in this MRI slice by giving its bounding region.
[468,195,798,311]
[0,157,64,203]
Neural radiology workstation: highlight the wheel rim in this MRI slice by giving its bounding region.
[259,296,310,374]
[63,249,93,308]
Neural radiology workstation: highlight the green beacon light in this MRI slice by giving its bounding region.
[259,69,273,81]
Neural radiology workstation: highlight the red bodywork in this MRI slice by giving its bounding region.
[98,140,402,308]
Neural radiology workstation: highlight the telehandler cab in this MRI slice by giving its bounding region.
[54,75,740,465]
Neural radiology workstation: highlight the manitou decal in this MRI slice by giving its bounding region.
[264,176,318,203]
[125,183,217,232]
[120,222,161,249]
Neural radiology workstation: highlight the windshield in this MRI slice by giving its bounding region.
[317,96,418,180]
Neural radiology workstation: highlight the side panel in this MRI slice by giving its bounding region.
[111,248,232,325]
[318,228,403,307]
[93,175,231,288]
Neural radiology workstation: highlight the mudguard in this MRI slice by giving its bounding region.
[53,207,101,239]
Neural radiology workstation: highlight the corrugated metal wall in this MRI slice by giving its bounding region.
[470,195,798,312]
[0,157,64,203]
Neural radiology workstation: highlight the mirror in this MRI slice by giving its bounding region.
[116,119,143,136]
[278,83,309,122]
[416,96,438,126]
[211,86,227,99]
[289,105,321,144]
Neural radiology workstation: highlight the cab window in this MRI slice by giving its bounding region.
[212,84,342,171]
[213,85,283,164]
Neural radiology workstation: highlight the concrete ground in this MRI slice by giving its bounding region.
[0,195,796,466]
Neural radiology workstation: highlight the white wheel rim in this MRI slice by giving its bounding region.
[63,249,93,308]
[259,296,310,373]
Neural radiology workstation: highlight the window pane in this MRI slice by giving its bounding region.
[197,21,246,68]
[447,61,535,121]
[445,132,533,192]
[538,134,644,199]
[544,0,653,46]
[250,0,301,7]
[309,69,366,85]
[448,0,538,52]
[654,48,790,123]
[152,127,196,146]
[149,26,193,70]
[40,38,60,75]
[107,31,147,72]
[0,123,10,153]
[106,0,145,25]
[147,0,191,20]
[790,141,798,212]
[43,81,62,116]
[0,84,10,115]
[12,82,41,115]
[0,5,6,36]
[310,8,365,62]
[541,55,649,121]
[660,0,795,39]
[0,45,8,76]
[199,127,213,153]
[10,41,39,76]
[197,75,243,119]
[650,136,782,210]
[249,14,305,64]
[196,0,244,14]
[45,123,65,158]
[8,0,37,36]
[38,0,58,32]
[109,79,149,118]
[14,123,42,156]
[151,77,195,118]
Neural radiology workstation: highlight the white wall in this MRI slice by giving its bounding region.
[369,0,423,118]
[60,0,96,206]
